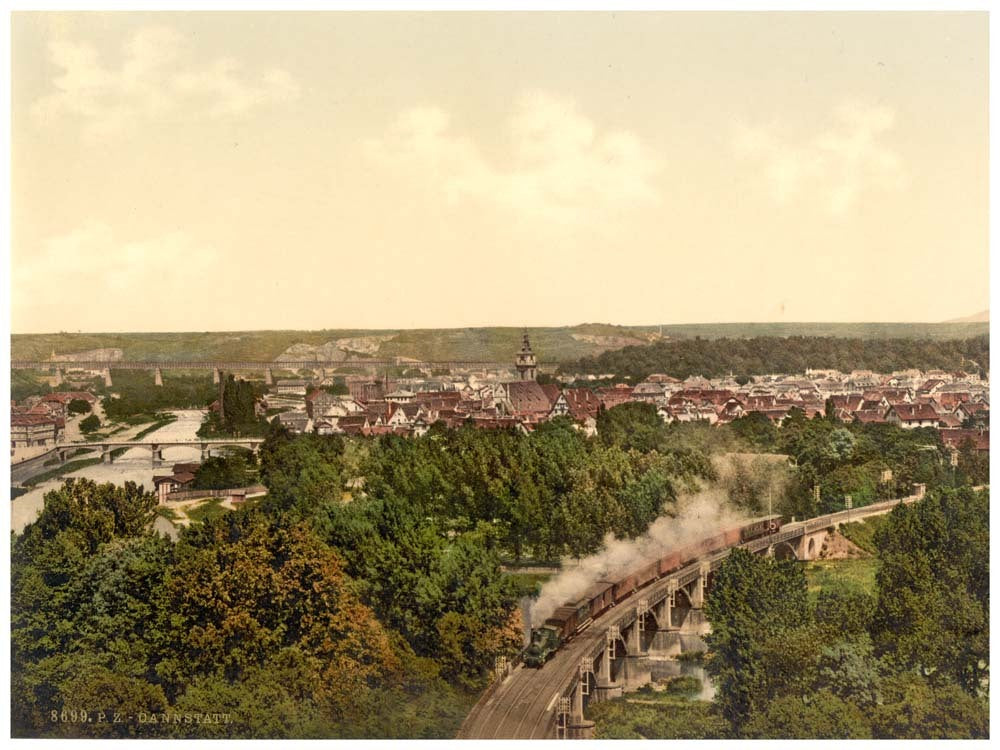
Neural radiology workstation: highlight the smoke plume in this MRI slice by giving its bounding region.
[531,487,748,627]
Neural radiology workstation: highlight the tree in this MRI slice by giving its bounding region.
[870,487,989,694]
[814,634,883,708]
[193,453,251,490]
[257,432,344,518]
[67,399,92,415]
[11,481,163,737]
[871,673,989,739]
[729,412,778,451]
[80,414,100,434]
[162,512,400,718]
[596,402,667,453]
[321,382,349,396]
[704,548,810,733]
[743,690,872,739]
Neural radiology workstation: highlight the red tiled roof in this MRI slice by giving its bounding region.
[506,381,555,416]
[11,414,60,426]
[940,428,989,451]
[563,388,602,420]
[890,403,940,422]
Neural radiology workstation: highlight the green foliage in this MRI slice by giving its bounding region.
[12,322,988,367]
[870,487,989,694]
[804,559,878,602]
[813,589,876,635]
[728,412,778,451]
[79,414,100,434]
[777,416,946,518]
[814,634,883,708]
[742,690,872,739]
[11,482,166,736]
[100,371,216,422]
[131,414,178,441]
[198,375,268,437]
[12,369,51,401]
[871,672,989,739]
[356,417,713,560]
[184,497,229,525]
[320,381,349,396]
[565,334,989,381]
[704,548,810,732]
[67,399,92,415]
[316,495,522,690]
[192,451,253,490]
[838,516,888,554]
[596,402,667,452]
[257,428,345,518]
[589,695,728,739]
[718,454,789,515]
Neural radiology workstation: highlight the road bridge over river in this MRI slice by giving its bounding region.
[458,491,926,739]
[11,439,264,484]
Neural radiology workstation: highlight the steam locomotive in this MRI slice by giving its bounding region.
[523,514,783,667]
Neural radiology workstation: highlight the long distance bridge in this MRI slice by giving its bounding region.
[11,359,519,386]
[458,491,926,740]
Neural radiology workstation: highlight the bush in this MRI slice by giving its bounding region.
[67,399,92,415]
[79,414,100,434]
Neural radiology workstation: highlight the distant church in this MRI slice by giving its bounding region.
[515,330,537,381]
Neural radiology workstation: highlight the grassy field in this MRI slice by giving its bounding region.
[804,558,879,600]
[185,497,229,525]
[505,572,553,597]
[11,321,987,365]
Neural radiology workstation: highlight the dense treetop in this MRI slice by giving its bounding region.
[562,334,989,381]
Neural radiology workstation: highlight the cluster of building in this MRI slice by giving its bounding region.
[265,336,990,452]
[10,391,96,450]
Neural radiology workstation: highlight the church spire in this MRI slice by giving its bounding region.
[515,329,537,381]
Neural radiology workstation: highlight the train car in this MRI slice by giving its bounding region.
[658,550,681,577]
[722,526,742,548]
[547,606,580,640]
[697,532,726,558]
[739,514,783,543]
[612,571,640,603]
[583,579,616,619]
[678,543,699,567]
[635,560,660,590]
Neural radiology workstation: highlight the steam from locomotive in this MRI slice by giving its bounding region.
[531,488,746,627]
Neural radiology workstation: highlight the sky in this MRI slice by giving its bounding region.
[9,11,989,333]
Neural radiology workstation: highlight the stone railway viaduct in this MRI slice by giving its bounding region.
[12,359,519,387]
[458,491,926,740]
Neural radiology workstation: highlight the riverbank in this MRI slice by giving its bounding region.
[10,409,206,534]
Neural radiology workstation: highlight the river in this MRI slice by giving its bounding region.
[10,409,207,534]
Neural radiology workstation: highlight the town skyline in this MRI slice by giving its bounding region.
[11,11,989,333]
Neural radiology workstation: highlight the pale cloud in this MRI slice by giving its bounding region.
[364,91,662,225]
[732,102,906,215]
[32,26,300,138]
[14,223,220,328]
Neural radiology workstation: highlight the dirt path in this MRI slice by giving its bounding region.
[817,529,868,560]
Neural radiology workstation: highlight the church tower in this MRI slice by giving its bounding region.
[515,329,537,381]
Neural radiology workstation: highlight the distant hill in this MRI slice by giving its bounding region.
[9,321,990,365]
[944,310,989,323]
